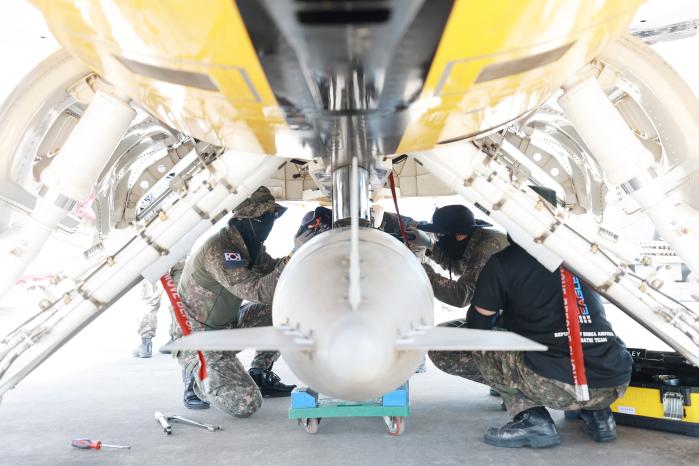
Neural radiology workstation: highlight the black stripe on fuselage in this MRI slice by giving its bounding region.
[235,0,454,160]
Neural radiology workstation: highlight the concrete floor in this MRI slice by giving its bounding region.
[1,289,698,466]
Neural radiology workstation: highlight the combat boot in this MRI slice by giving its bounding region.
[484,406,560,448]
[133,337,152,358]
[248,368,296,397]
[183,375,210,410]
[579,407,617,442]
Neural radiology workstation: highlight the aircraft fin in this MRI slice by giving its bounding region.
[163,326,314,352]
[395,327,547,351]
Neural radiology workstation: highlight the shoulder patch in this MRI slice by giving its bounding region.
[222,251,246,269]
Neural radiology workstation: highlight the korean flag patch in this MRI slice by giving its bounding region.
[223,251,245,269]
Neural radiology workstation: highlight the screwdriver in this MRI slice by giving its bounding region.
[71,438,131,450]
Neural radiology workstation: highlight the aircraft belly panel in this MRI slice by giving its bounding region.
[395,0,644,152]
[35,0,284,154]
[34,0,642,158]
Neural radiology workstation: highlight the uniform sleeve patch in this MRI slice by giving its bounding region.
[223,251,245,269]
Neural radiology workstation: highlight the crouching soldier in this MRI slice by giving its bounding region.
[429,188,632,448]
[410,205,508,308]
[174,186,296,417]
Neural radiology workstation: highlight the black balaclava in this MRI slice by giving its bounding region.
[230,211,276,268]
[437,235,469,261]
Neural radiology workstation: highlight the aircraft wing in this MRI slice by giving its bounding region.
[395,327,547,352]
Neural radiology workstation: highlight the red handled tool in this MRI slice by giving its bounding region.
[71,438,131,450]
[160,273,209,390]
[560,267,590,401]
[388,171,410,246]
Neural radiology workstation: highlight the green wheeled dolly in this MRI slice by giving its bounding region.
[289,383,410,436]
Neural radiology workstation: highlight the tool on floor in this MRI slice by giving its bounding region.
[71,438,131,450]
[169,414,222,432]
[154,411,173,435]
[154,411,223,434]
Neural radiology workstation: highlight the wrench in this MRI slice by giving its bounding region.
[154,411,172,435]
[167,414,222,432]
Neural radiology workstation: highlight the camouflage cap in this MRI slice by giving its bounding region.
[232,186,286,219]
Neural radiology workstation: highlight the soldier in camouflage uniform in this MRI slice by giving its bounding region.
[411,205,509,308]
[407,205,508,377]
[134,263,184,358]
[133,280,164,358]
[175,186,296,417]
[423,189,632,448]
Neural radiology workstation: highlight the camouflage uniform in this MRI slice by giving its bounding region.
[422,228,509,308]
[425,228,508,381]
[138,260,185,340]
[175,188,287,417]
[177,303,279,417]
[137,279,162,339]
[429,320,627,416]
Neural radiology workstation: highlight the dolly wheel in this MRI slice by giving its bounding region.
[385,416,405,436]
[304,417,320,434]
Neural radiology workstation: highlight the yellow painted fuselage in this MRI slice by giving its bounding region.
[34,0,643,158]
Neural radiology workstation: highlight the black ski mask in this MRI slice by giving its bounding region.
[437,234,469,260]
[230,211,276,267]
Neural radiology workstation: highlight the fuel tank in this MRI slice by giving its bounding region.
[273,227,432,400]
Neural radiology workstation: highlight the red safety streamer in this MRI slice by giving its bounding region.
[388,172,410,246]
[160,273,209,390]
[560,267,590,401]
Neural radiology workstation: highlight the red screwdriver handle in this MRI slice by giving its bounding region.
[71,438,101,450]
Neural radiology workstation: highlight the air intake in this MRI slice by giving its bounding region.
[295,1,391,25]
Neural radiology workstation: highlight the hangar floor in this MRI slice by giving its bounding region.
[1,289,697,466]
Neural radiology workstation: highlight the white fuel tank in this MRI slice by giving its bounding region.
[273,227,434,400]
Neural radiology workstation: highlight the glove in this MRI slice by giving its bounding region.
[293,228,317,252]
[406,226,434,250]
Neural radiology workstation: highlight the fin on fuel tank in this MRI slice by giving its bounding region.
[395,327,547,352]
[163,326,315,352]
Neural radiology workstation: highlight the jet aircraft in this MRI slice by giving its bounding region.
[1,0,698,401]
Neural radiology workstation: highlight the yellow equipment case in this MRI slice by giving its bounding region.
[610,348,699,437]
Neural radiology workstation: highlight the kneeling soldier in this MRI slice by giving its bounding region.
[175,187,296,417]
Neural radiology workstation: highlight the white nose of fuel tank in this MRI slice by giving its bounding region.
[323,313,392,386]
[273,227,434,400]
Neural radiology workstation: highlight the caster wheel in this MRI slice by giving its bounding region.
[384,416,405,436]
[302,417,320,434]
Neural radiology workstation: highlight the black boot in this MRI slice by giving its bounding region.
[183,375,210,410]
[248,368,296,397]
[484,406,560,448]
[579,408,617,442]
